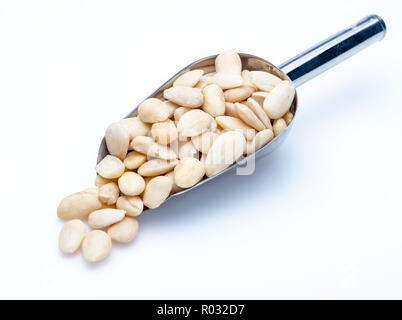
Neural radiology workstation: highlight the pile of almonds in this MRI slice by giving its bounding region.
[57,51,295,263]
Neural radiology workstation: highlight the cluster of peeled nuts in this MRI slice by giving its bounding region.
[57,51,295,263]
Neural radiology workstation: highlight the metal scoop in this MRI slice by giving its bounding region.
[97,14,386,208]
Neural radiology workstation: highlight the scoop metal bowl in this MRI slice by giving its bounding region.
[97,15,386,208]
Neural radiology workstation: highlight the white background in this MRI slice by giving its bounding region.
[0,0,401,299]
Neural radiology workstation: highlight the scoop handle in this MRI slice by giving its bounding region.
[279,15,386,87]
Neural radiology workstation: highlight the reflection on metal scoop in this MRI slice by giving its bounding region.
[97,15,386,209]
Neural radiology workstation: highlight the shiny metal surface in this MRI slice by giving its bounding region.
[280,15,386,87]
[96,15,386,210]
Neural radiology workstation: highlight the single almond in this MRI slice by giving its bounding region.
[173,69,204,87]
[116,196,143,217]
[107,217,139,243]
[88,208,126,229]
[263,80,295,119]
[205,131,246,177]
[138,98,171,123]
[142,176,173,209]
[224,86,255,103]
[99,182,120,205]
[249,71,282,92]
[202,84,225,117]
[105,122,129,160]
[59,219,87,254]
[174,157,206,188]
[118,172,145,196]
[163,86,203,108]
[96,155,125,179]
[137,159,178,176]
[177,109,212,137]
[211,73,243,90]
[123,151,147,170]
[215,51,242,75]
[82,230,112,263]
[57,191,102,220]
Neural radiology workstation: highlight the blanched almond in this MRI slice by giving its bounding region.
[173,69,204,87]
[99,182,119,205]
[283,112,294,125]
[163,86,203,108]
[88,208,126,229]
[224,86,255,103]
[142,176,173,209]
[215,51,242,75]
[118,172,145,196]
[151,119,178,145]
[246,97,272,130]
[235,102,266,131]
[107,217,139,243]
[119,117,150,140]
[174,157,205,188]
[273,118,287,136]
[138,98,171,123]
[215,116,256,141]
[225,102,239,118]
[105,122,129,160]
[202,84,225,117]
[123,151,147,170]
[263,80,295,119]
[59,219,87,254]
[191,131,219,154]
[177,109,212,137]
[137,159,178,176]
[246,129,274,154]
[82,230,112,263]
[96,155,125,179]
[205,131,246,177]
[57,191,102,220]
[211,73,243,90]
[249,71,281,92]
[116,196,143,216]
[130,136,154,154]
[178,141,199,159]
